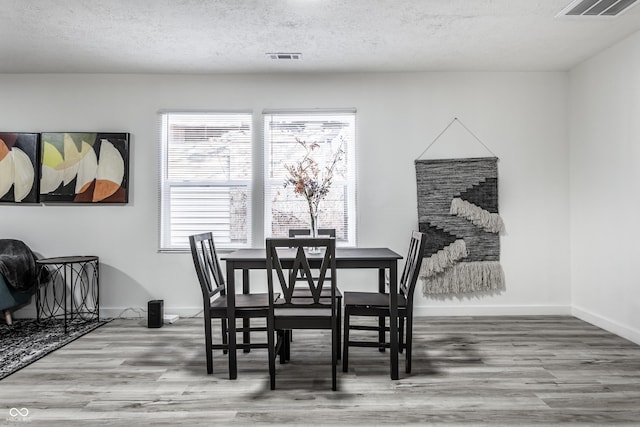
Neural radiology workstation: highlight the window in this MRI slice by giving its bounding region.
[160,112,252,251]
[264,110,356,245]
[159,109,356,251]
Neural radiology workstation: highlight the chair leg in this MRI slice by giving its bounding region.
[332,319,337,391]
[228,317,238,380]
[378,315,386,352]
[4,310,13,326]
[337,301,342,360]
[284,330,291,362]
[405,315,413,374]
[204,317,213,374]
[267,315,276,390]
[222,318,228,355]
[243,318,251,353]
[342,308,349,372]
[399,315,404,354]
[277,330,286,364]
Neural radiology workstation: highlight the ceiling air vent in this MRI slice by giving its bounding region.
[558,0,638,16]
[267,52,302,60]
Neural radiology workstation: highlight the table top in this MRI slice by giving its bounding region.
[36,255,99,264]
[222,247,402,262]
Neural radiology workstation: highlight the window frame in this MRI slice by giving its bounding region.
[159,108,357,252]
[262,109,357,247]
[159,111,253,252]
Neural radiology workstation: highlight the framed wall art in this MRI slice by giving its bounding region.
[40,132,130,203]
[0,132,41,203]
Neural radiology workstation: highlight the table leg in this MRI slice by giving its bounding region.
[70,265,76,326]
[242,269,250,353]
[389,264,399,380]
[225,262,238,380]
[63,264,68,334]
[96,261,100,321]
[35,279,41,323]
[378,268,386,352]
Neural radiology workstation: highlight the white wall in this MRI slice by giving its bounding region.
[569,31,640,344]
[0,71,570,318]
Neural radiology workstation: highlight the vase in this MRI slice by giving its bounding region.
[310,210,319,238]
[308,210,321,254]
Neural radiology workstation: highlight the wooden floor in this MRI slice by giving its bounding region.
[2,316,640,426]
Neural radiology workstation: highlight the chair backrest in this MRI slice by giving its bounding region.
[288,228,336,238]
[266,237,337,309]
[399,231,427,307]
[288,229,336,281]
[189,232,226,305]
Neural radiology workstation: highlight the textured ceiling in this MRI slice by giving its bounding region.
[1,0,640,74]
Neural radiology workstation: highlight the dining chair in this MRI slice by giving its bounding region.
[288,228,337,239]
[189,232,274,378]
[266,237,339,391]
[287,228,342,359]
[342,231,426,374]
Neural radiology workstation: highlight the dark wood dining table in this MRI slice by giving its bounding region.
[221,247,403,380]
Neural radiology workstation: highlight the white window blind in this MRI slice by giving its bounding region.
[264,110,356,245]
[160,112,252,251]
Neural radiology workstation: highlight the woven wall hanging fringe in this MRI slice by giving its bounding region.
[450,198,505,234]
[423,261,505,295]
[415,121,505,296]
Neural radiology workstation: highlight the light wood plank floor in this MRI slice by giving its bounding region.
[1,316,640,426]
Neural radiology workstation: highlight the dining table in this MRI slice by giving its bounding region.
[221,246,404,380]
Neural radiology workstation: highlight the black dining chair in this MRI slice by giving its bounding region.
[266,237,339,391]
[288,228,337,239]
[189,232,275,378]
[288,228,342,358]
[342,231,426,374]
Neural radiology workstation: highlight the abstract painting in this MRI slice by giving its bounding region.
[0,133,40,203]
[415,157,505,296]
[40,132,130,203]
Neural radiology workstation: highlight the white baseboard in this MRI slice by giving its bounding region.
[572,305,640,345]
[412,304,572,317]
[13,306,202,320]
[100,306,203,319]
[99,304,572,319]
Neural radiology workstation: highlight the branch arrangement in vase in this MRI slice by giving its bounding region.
[283,138,344,236]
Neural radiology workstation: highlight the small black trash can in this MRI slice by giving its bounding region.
[148,299,164,328]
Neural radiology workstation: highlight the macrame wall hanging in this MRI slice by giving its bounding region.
[415,118,506,296]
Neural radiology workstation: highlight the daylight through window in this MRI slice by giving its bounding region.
[160,112,252,250]
[159,109,356,251]
[264,110,356,245]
